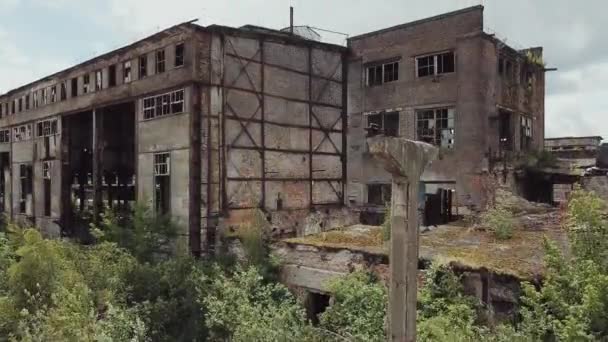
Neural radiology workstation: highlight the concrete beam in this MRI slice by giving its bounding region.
[367,136,437,342]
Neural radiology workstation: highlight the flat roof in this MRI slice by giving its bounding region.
[545,136,603,141]
[348,5,483,41]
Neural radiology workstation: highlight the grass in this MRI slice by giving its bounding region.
[282,222,568,280]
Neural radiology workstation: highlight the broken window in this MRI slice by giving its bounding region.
[43,161,51,217]
[367,111,399,136]
[11,100,15,114]
[13,124,32,142]
[155,49,166,74]
[33,92,38,108]
[0,130,10,143]
[83,74,90,94]
[139,55,148,78]
[71,77,78,97]
[366,60,399,86]
[51,86,57,102]
[36,118,58,137]
[18,98,22,112]
[367,183,391,205]
[416,108,455,148]
[520,116,533,150]
[142,89,185,120]
[108,65,117,87]
[95,70,103,91]
[123,61,132,83]
[60,82,67,101]
[175,42,185,67]
[416,51,455,77]
[19,164,32,214]
[154,152,171,215]
[25,94,30,110]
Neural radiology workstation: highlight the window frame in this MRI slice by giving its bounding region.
[155,49,166,74]
[139,55,148,79]
[365,59,400,86]
[142,89,185,120]
[366,111,399,137]
[123,61,132,83]
[174,42,185,68]
[416,51,455,78]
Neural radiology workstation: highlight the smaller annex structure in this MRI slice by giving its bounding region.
[0,21,348,255]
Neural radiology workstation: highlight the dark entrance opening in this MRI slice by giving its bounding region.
[306,291,331,325]
[498,111,513,152]
[61,102,135,241]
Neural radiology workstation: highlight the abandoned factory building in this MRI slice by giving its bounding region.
[346,6,546,221]
[0,5,546,253]
[0,22,347,253]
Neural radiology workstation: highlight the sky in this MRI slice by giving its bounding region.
[0,0,605,138]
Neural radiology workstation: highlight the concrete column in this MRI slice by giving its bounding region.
[367,136,437,342]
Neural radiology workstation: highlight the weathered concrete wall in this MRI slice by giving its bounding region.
[582,175,608,201]
[210,30,346,238]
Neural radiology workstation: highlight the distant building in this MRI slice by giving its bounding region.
[346,6,546,217]
[545,136,602,160]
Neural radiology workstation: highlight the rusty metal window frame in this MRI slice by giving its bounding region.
[416,108,455,148]
[36,118,58,138]
[142,89,184,120]
[154,152,170,176]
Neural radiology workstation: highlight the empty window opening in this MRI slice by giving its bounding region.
[416,51,455,77]
[83,74,90,94]
[123,61,132,83]
[498,57,504,74]
[143,89,185,120]
[366,111,399,137]
[366,60,399,86]
[139,55,148,78]
[18,98,22,112]
[25,94,30,110]
[71,77,78,97]
[155,49,166,74]
[95,70,103,91]
[0,130,10,143]
[43,161,51,217]
[175,42,185,67]
[154,152,171,215]
[108,65,117,87]
[520,116,533,151]
[37,118,58,137]
[60,82,67,101]
[417,108,455,148]
[10,101,15,115]
[0,103,3,118]
[51,86,57,103]
[19,164,32,215]
[367,183,391,205]
[499,111,513,151]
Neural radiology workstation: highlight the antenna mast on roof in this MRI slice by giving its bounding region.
[290,6,294,34]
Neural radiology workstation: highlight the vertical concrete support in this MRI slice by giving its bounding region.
[190,83,202,257]
[367,136,437,342]
[92,108,103,222]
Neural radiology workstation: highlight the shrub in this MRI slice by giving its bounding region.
[320,271,387,341]
[481,205,514,240]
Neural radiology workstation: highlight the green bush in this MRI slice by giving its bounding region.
[481,206,514,240]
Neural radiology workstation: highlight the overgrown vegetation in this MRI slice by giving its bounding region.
[0,187,607,341]
[515,149,558,172]
[481,205,515,240]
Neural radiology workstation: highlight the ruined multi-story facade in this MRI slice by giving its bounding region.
[346,6,546,216]
[0,22,347,254]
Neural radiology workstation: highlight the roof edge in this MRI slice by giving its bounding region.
[348,5,483,41]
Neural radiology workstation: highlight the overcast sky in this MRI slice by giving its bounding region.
[0,0,605,138]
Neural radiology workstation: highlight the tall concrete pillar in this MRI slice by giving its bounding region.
[367,136,437,342]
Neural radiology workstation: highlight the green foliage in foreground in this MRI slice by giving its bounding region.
[0,187,607,341]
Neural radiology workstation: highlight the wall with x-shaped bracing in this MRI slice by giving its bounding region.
[207,33,346,214]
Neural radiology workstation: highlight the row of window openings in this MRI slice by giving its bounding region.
[0,43,185,118]
[6,119,58,143]
[367,109,455,148]
[365,51,455,86]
